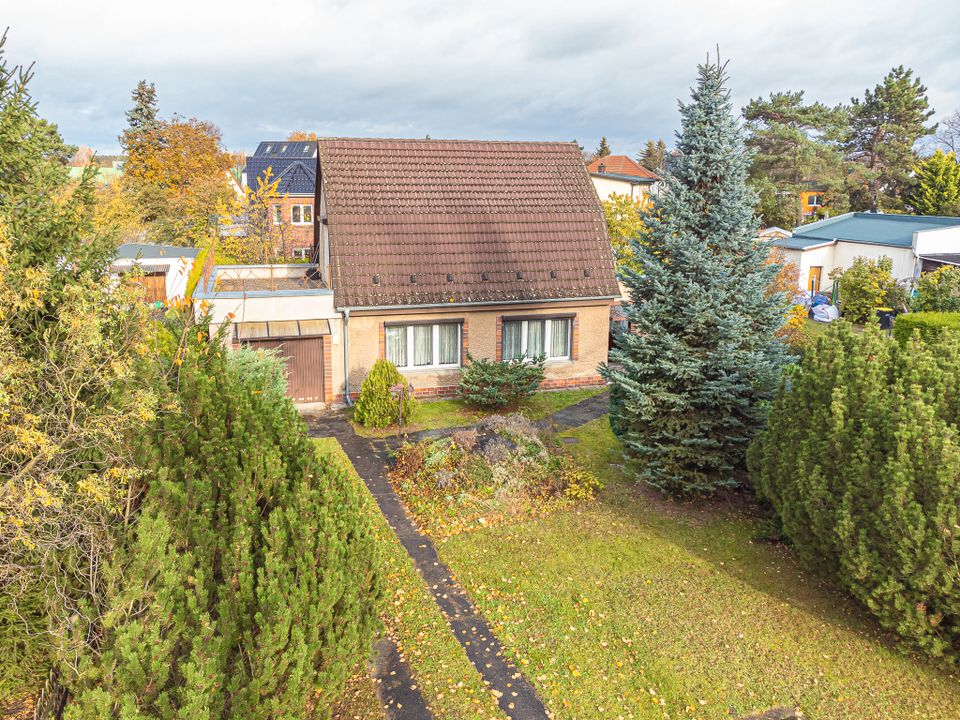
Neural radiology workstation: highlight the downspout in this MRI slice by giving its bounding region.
[342,308,353,406]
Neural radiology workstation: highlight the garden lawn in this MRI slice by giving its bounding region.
[349,386,606,437]
[313,438,506,720]
[435,419,960,720]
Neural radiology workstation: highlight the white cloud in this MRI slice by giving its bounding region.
[5,0,960,156]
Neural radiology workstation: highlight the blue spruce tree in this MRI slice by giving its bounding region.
[602,58,788,495]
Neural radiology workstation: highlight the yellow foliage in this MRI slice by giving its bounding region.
[602,193,650,269]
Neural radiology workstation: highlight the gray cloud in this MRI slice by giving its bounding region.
[5,0,960,157]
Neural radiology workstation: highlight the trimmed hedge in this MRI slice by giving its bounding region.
[353,359,415,428]
[748,322,960,660]
[893,311,960,346]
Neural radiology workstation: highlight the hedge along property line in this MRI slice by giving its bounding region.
[893,311,960,345]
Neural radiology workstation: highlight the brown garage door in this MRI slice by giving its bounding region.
[242,336,325,403]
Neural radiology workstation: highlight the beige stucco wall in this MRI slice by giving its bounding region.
[341,301,612,397]
[590,175,650,202]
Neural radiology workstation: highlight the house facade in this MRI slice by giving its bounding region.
[587,155,660,202]
[199,138,618,404]
[244,141,318,257]
[772,212,960,293]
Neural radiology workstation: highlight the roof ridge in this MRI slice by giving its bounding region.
[317,136,579,146]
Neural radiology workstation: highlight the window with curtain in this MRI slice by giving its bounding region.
[385,326,407,367]
[385,323,461,369]
[501,317,572,360]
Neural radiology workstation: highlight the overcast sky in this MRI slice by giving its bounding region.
[6,0,960,157]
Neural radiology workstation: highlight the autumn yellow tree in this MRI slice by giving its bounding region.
[601,193,649,269]
[287,130,318,140]
[219,166,292,263]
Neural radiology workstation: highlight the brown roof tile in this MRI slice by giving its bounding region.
[587,154,660,180]
[318,138,619,308]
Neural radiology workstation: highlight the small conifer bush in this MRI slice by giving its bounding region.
[69,324,382,718]
[749,322,960,660]
[353,359,415,428]
[458,354,546,410]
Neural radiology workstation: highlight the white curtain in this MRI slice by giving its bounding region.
[386,326,407,367]
[414,325,433,366]
[439,324,459,364]
[502,320,522,360]
[549,318,570,358]
[526,320,545,357]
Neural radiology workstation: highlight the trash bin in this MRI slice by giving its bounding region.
[877,307,895,330]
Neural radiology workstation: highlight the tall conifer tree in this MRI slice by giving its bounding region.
[602,57,788,495]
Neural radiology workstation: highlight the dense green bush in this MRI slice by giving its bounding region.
[68,331,382,718]
[913,265,960,312]
[748,322,960,660]
[353,359,415,428]
[833,256,907,323]
[893,311,960,345]
[458,354,546,410]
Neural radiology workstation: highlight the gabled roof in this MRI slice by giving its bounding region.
[587,155,659,181]
[318,138,620,309]
[777,212,960,249]
[245,142,317,195]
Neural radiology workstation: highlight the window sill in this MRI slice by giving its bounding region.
[395,365,462,374]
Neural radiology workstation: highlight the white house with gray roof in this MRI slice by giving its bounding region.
[771,212,960,294]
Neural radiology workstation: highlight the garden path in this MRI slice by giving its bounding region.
[306,390,609,720]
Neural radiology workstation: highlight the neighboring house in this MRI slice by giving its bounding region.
[799,182,829,221]
[198,138,619,405]
[587,155,660,202]
[243,140,318,257]
[112,243,201,302]
[771,212,960,293]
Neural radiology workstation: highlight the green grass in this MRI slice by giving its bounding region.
[313,438,507,720]
[435,419,959,720]
[349,386,606,438]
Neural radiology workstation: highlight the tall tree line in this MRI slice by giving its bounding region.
[745,66,944,226]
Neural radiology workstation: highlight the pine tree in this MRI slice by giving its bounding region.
[908,149,960,215]
[69,325,382,718]
[742,91,849,227]
[601,58,788,495]
[593,136,611,159]
[845,66,937,210]
[637,139,666,172]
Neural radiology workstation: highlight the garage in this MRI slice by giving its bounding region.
[235,320,330,403]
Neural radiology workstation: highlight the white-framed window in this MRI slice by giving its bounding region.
[292,247,311,260]
[291,204,313,225]
[272,204,282,225]
[385,322,461,370]
[502,317,572,361]
[807,194,822,207]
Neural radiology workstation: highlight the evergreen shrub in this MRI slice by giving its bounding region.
[748,322,960,660]
[69,330,382,718]
[353,359,415,428]
[457,354,546,410]
[912,265,960,312]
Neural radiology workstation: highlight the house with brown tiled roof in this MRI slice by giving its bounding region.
[198,138,619,405]
[587,154,660,202]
